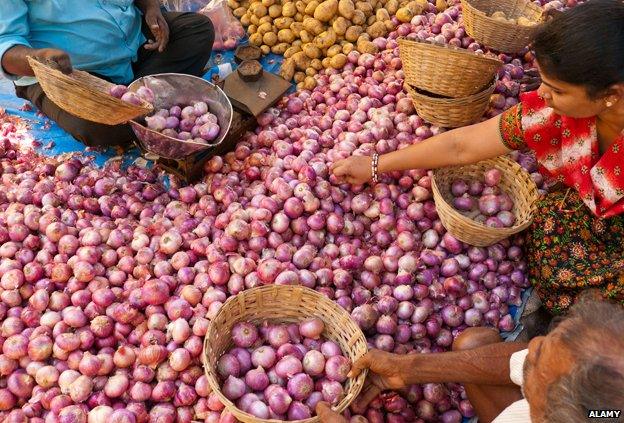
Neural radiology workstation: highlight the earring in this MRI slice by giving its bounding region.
[606,101,613,107]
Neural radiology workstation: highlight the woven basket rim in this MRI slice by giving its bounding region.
[407,76,496,103]
[461,0,545,23]
[398,37,503,66]
[203,285,369,423]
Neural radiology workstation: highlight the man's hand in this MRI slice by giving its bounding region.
[33,48,72,74]
[143,5,170,52]
[315,402,348,423]
[330,156,373,185]
[348,350,409,414]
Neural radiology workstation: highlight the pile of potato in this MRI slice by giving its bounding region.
[227,0,446,89]
[490,11,538,26]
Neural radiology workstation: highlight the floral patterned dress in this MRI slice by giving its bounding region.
[499,91,624,314]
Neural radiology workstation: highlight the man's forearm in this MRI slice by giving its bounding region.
[134,0,161,13]
[1,45,37,77]
[399,342,528,385]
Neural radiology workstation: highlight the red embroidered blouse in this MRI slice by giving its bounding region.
[499,91,624,218]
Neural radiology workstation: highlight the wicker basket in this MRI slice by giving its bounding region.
[28,57,152,125]
[203,285,368,423]
[399,38,502,98]
[432,155,540,247]
[406,77,496,128]
[461,0,544,53]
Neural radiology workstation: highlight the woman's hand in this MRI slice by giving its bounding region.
[348,350,409,414]
[330,156,373,185]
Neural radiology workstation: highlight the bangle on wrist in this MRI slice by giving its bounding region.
[371,153,379,183]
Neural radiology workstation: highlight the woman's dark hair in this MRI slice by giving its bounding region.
[533,0,624,99]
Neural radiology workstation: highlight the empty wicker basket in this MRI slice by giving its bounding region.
[432,155,540,247]
[461,0,544,53]
[399,38,502,98]
[28,56,152,125]
[203,285,369,423]
[406,76,496,128]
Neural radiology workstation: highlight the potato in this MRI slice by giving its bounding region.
[303,17,324,35]
[435,0,447,11]
[258,16,273,24]
[303,43,322,59]
[367,21,386,38]
[330,53,348,68]
[300,29,313,43]
[396,6,413,22]
[304,0,319,14]
[249,33,263,46]
[250,15,260,25]
[338,0,355,18]
[292,51,312,69]
[385,0,399,14]
[257,22,273,34]
[228,0,240,8]
[272,43,289,54]
[251,2,268,17]
[355,1,373,15]
[268,4,282,17]
[491,11,507,19]
[295,0,306,12]
[315,28,337,48]
[282,1,297,16]
[280,58,296,80]
[284,45,300,58]
[275,28,293,43]
[275,16,293,28]
[260,45,271,54]
[327,44,343,57]
[295,12,304,21]
[233,6,247,17]
[345,25,363,42]
[367,15,377,25]
[310,58,323,70]
[321,57,332,68]
[384,19,394,30]
[261,0,275,6]
[294,71,306,83]
[293,39,302,46]
[376,8,390,21]
[357,39,377,54]
[303,76,317,90]
[290,21,303,34]
[414,0,429,9]
[240,13,252,25]
[342,42,354,54]
[263,32,278,46]
[305,67,317,76]
[518,16,537,26]
[313,0,338,22]
[332,16,349,35]
[351,10,366,25]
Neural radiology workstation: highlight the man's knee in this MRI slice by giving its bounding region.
[452,327,502,352]
[192,13,215,52]
[71,121,132,148]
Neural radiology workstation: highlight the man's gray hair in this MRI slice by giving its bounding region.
[544,296,624,422]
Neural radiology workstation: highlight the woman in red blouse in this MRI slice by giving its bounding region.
[332,0,624,315]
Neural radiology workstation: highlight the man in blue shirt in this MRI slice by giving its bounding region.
[0,0,214,147]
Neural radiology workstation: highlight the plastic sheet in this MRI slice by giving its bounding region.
[199,0,245,51]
